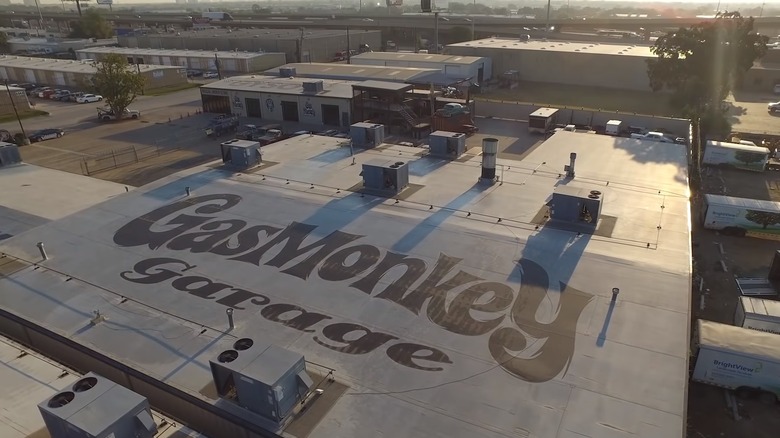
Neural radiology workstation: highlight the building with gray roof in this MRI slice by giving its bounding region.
[0,129,692,438]
[262,62,444,85]
[447,38,654,91]
[350,51,492,84]
[0,55,188,91]
[76,47,287,74]
[118,28,382,64]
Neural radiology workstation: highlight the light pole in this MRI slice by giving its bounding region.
[465,18,474,41]
[433,11,439,54]
[5,80,28,145]
[33,0,45,37]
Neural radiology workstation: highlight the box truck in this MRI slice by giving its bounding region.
[692,319,780,403]
[735,296,780,335]
[201,12,234,22]
[702,140,770,171]
[605,120,625,136]
[701,194,780,235]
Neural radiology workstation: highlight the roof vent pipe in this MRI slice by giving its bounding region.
[481,138,498,182]
[37,242,48,260]
[564,152,576,179]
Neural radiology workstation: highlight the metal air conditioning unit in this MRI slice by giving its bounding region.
[548,187,604,231]
[0,142,22,167]
[428,130,466,158]
[302,80,324,93]
[350,122,384,148]
[220,139,262,170]
[210,338,314,425]
[279,67,297,77]
[38,372,157,438]
[361,159,409,194]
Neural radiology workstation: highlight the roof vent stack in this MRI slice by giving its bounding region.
[564,152,576,179]
[480,137,498,183]
[38,372,157,438]
[209,339,314,425]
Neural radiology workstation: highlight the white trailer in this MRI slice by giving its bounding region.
[605,120,624,136]
[702,194,780,235]
[692,319,780,403]
[735,296,780,335]
[703,140,770,171]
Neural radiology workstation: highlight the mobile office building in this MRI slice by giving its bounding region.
[735,296,780,335]
[702,140,770,172]
[692,319,780,403]
[528,107,559,134]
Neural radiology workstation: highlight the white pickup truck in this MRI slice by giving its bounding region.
[97,107,141,121]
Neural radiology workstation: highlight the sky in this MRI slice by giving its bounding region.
[26,0,774,5]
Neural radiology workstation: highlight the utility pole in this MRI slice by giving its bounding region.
[346,26,351,64]
[433,11,439,54]
[546,0,552,32]
[5,80,28,145]
[33,0,45,37]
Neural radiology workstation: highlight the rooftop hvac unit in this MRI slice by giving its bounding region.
[349,122,384,148]
[302,80,324,93]
[220,139,262,170]
[361,159,409,193]
[210,338,314,425]
[0,142,22,167]
[38,372,157,438]
[428,131,465,158]
[279,66,297,77]
[548,186,604,231]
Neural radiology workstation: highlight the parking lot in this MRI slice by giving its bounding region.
[729,90,780,136]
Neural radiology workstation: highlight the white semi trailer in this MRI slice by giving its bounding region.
[701,194,780,236]
[702,140,770,172]
[692,319,780,403]
[735,296,780,335]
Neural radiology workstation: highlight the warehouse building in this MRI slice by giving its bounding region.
[75,47,287,74]
[0,85,32,119]
[0,128,692,438]
[118,28,382,64]
[262,62,452,85]
[349,52,492,84]
[447,38,654,91]
[6,36,117,55]
[0,56,188,92]
[201,76,357,127]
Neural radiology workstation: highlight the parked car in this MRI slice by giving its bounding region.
[203,71,219,79]
[37,88,55,98]
[186,69,203,78]
[68,92,86,102]
[77,94,103,103]
[28,128,64,143]
[769,101,780,113]
[775,84,780,94]
[97,107,141,121]
[50,90,72,101]
[630,131,676,143]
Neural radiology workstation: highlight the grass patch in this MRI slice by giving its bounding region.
[146,82,201,96]
[0,109,49,123]
[479,81,680,117]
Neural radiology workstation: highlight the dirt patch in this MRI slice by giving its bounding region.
[688,165,780,438]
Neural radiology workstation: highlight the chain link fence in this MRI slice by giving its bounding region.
[80,142,180,176]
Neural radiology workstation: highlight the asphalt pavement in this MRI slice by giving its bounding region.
[1,88,204,135]
[729,90,780,136]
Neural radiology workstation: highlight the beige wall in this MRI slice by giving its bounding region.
[78,51,287,73]
[0,65,187,91]
[0,87,32,118]
[448,46,653,91]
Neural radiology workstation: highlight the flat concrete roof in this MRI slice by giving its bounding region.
[137,28,379,41]
[351,52,486,64]
[76,46,284,60]
[0,55,184,74]
[0,163,128,238]
[264,62,440,82]
[202,75,359,99]
[0,335,207,438]
[0,131,692,438]
[449,38,655,57]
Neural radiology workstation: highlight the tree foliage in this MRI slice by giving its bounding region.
[69,9,114,39]
[745,210,780,229]
[449,26,472,44]
[89,54,146,119]
[647,12,768,116]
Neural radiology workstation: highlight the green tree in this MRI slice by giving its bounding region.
[89,54,146,119]
[734,150,766,167]
[745,210,780,229]
[648,12,767,115]
[69,9,114,39]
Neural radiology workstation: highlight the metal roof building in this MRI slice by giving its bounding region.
[118,28,382,64]
[447,38,655,91]
[0,130,692,438]
[75,47,287,74]
[0,55,188,91]
[262,62,445,85]
[350,51,492,83]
